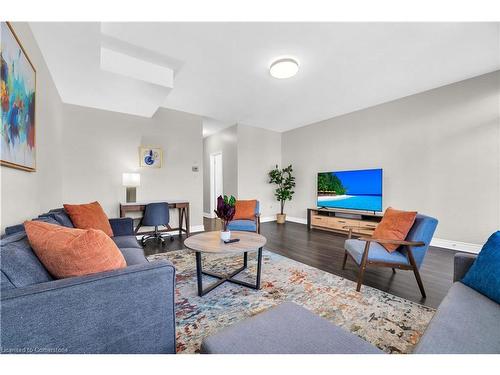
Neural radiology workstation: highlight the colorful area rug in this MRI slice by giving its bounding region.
[147,249,435,354]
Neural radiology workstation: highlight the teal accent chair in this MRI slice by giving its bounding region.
[343,214,438,297]
[227,201,261,233]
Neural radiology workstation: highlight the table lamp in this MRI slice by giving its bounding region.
[122,173,140,203]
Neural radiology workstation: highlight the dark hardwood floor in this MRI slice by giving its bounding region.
[143,218,456,309]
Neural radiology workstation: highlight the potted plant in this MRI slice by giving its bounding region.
[214,195,236,241]
[268,164,295,224]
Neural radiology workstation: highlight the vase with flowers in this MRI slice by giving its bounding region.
[214,195,236,241]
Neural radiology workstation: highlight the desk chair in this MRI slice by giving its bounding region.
[141,202,175,246]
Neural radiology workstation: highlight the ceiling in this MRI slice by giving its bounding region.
[30,22,500,133]
[202,117,233,138]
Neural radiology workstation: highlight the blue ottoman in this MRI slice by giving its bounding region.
[200,302,382,354]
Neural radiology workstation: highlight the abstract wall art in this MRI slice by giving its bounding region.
[1,22,36,172]
[139,146,162,168]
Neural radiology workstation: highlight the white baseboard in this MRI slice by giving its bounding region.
[430,238,482,254]
[190,225,205,233]
[260,216,276,223]
[203,212,215,219]
[260,216,307,224]
[286,216,308,225]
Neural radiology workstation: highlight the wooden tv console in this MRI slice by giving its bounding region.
[307,208,383,236]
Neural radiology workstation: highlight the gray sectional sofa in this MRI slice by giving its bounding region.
[1,208,176,354]
[413,253,500,353]
[202,252,500,354]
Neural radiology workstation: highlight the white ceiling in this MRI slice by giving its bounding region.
[202,117,234,138]
[30,22,500,132]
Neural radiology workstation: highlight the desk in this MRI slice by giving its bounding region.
[119,200,190,237]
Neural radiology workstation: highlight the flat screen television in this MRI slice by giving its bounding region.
[317,168,383,212]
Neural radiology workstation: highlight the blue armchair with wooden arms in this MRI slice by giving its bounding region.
[342,213,438,298]
[227,200,261,233]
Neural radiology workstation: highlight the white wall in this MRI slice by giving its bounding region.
[1,22,64,232]
[202,124,281,219]
[61,104,204,230]
[202,125,238,214]
[1,24,204,234]
[237,124,282,219]
[3,24,498,249]
[282,71,500,246]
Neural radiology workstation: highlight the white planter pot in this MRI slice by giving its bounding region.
[220,230,231,241]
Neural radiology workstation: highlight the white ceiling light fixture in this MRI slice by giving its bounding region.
[269,58,299,79]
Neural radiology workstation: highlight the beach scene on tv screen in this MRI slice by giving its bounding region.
[317,169,382,211]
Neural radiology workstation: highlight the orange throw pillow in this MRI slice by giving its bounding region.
[372,207,417,252]
[233,200,257,220]
[25,221,126,279]
[63,201,114,237]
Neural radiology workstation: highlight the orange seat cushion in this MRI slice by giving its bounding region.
[372,207,417,252]
[25,221,126,279]
[63,201,114,237]
[233,200,257,220]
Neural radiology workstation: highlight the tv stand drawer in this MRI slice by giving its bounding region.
[311,215,330,228]
[328,217,359,230]
[309,211,379,235]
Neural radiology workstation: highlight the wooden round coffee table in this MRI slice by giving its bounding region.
[184,231,267,296]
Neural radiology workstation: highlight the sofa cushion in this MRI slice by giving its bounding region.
[34,216,61,226]
[1,270,15,291]
[461,231,500,304]
[120,248,148,266]
[42,208,75,228]
[112,235,141,249]
[4,223,26,236]
[0,231,53,289]
[109,218,134,237]
[227,220,257,232]
[4,216,60,236]
[414,282,500,354]
[201,302,382,354]
[63,201,114,237]
[25,221,126,279]
[345,239,409,265]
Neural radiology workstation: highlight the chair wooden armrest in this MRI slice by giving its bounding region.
[343,225,376,239]
[358,237,425,247]
[255,213,261,234]
[342,225,375,230]
[342,225,358,230]
[358,226,377,231]
[342,225,357,239]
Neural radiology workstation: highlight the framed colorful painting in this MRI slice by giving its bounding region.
[139,146,163,168]
[1,22,36,172]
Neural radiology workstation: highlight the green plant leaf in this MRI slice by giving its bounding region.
[268,164,295,213]
[229,195,236,206]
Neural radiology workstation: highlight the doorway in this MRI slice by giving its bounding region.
[210,152,223,216]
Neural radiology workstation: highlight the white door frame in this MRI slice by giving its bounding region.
[209,152,223,217]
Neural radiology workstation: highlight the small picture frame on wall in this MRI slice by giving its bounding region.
[139,146,163,168]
